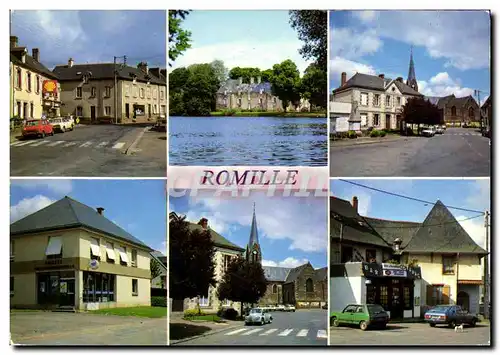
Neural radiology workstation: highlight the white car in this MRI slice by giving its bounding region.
[244,308,273,325]
[276,304,286,312]
[49,117,73,133]
[421,127,436,137]
[284,304,296,312]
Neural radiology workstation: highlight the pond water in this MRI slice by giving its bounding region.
[169,116,328,166]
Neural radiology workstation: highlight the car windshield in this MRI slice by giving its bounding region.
[367,305,385,314]
[429,306,450,313]
[26,121,39,126]
[250,309,262,314]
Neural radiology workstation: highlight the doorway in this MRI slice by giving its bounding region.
[125,104,130,118]
[457,291,470,312]
[90,106,96,121]
[23,103,28,119]
[385,114,391,130]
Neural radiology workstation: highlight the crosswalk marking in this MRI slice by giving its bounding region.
[317,330,327,339]
[242,328,263,336]
[11,140,36,147]
[112,142,125,149]
[11,140,127,150]
[260,328,278,336]
[79,141,93,148]
[30,140,50,147]
[97,141,109,148]
[63,142,77,147]
[296,329,308,337]
[47,141,65,147]
[278,329,294,336]
[225,328,248,336]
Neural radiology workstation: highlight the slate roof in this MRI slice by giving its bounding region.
[10,196,152,250]
[218,79,272,94]
[433,94,478,110]
[404,200,487,255]
[247,205,260,249]
[332,73,422,96]
[425,96,441,106]
[150,251,167,270]
[263,263,326,283]
[482,96,491,109]
[188,222,245,252]
[263,266,292,282]
[363,217,421,248]
[52,63,166,85]
[314,266,328,281]
[10,49,58,80]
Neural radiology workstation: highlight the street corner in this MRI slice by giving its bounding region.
[169,318,242,345]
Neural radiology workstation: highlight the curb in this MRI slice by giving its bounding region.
[124,126,151,155]
[170,323,241,345]
[331,137,410,148]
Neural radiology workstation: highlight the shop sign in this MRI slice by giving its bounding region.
[42,80,58,94]
[381,263,407,277]
[89,259,99,270]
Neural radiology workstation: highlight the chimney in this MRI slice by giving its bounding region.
[352,196,358,212]
[137,61,148,73]
[341,72,347,87]
[10,36,18,48]
[378,74,385,79]
[250,77,254,85]
[238,77,243,85]
[68,58,74,67]
[198,218,208,229]
[96,207,105,215]
[257,76,261,84]
[32,48,39,62]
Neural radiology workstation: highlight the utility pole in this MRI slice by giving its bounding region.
[113,55,127,125]
[339,224,344,263]
[474,89,483,130]
[483,210,490,320]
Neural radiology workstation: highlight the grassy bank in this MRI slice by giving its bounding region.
[88,306,167,318]
[209,111,326,118]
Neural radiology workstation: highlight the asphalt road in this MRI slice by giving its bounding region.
[10,124,167,177]
[329,322,490,346]
[330,128,490,177]
[176,309,328,346]
[10,311,168,346]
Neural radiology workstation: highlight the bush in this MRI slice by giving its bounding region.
[370,130,380,137]
[348,130,357,139]
[221,308,239,320]
[221,109,237,116]
[151,296,167,307]
[183,308,206,318]
[380,130,387,137]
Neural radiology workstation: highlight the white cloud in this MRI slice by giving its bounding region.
[458,216,489,250]
[466,179,491,211]
[329,56,375,85]
[262,257,310,268]
[354,11,377,23]
[418,72,477,99]
[429,72,455,86]
[172,40,312,75]
[10,195,55,223]
[11,179,73,195]
[330,28,383,60]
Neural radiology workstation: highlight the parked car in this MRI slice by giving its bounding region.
[276,304,286,312]
[424,305,479,328]
[322,303,328,310]
[331,304,389,331]
[435,126,445,134]
[284,304,296,312]
[62,117,75,131]
[266,305,276,311]
[421,126,436,137]
[49,117,73,133]
[244,308,273,325]
[22,119,54,139]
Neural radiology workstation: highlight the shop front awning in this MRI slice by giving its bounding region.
[90,239,101,257]
[105,243,116,260]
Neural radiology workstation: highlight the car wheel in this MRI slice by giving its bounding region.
[470,319,477,327]
[269,317,273,324]
[332,317,340,327]
[359,321,368,331]
[260,318,264,326]
[429,323,436,327]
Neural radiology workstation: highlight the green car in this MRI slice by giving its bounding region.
[330,304,389,331]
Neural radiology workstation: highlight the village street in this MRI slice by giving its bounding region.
[174,309,328,346]
[10,311,168,345]
[329,128,490,177]
[329,322,490,346]
[10,124,167,177]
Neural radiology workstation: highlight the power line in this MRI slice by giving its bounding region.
[363,213,484,229]
[338,179,485,215]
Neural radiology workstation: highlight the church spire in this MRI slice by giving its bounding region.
[406,45,419,92]
[246,203,262,264]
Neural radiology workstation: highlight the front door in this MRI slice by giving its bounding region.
[148,104,152,118]
[90,106,96,121]
[125,104,130,118]
[59,278,76,307]
[385,114,391,130]
[457,291,470,312]
[389,280,404,319]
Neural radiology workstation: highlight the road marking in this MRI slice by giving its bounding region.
[242,328,262,336]
[317,330,327,339]
[225,328,247,336]
[112,142,125,149]
[12,140,37,147]
[297,329,309,337]
[260,328,278,336]
[278,329,294,336]
[79,141,93,148]
[97,141,109,148]
[30,140,50,147]
[63,142,77,147]
[47,141,65,147]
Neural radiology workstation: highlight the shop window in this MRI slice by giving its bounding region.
[404,286,411,310]
[132,279,138,296]
[442,255,455,274]
[366,284,376,304]
[365,249,377,263]
[379,286,389,310]
[83,271,115,303]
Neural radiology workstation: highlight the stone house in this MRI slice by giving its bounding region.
[481,96,491,131]
[10,196,153,311]
[433,94,480,125]
[330,195,487,319]
[10,35,61,120]
[52,59,166,123]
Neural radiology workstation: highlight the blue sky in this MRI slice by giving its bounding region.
[169,191,327,269]
[330,11,491,103]
[171,10,311,74]
[11,10,166,69]
[330,179,490,249]
[10,179,167,254]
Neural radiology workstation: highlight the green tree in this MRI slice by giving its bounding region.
[229,67,262,84]
[301,63,327,109]
[402,97,443,134]
[269,60,302,112]
[184,63,220,115]
[169,212,216,300]
[150,257,163,280]
[289,10,328,71]
[210,60,229,84]
[217,257,268,316]
[261,69,273,83]
[168,10,192,66]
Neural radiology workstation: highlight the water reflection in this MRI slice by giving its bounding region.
[169,116,328,166]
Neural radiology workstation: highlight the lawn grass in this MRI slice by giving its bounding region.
[209,111,327,118]
[184,314,222,322]
[88,306,167,318]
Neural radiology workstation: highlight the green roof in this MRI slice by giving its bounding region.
[188,222,245,252]
[10,196,152,250]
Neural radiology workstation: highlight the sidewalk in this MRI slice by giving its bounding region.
[330,135,415,148]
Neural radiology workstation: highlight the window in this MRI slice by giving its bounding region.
[397,97,401,106]
[105,86,111,97]
[76,106,83,117]
[306,278,314,293]
[153,89,157,98]
[160,89,164,100]
[373,114,380,126]
[365,249,377,262]
[30,103,34,118]
[272,284,278,294]
[133,86,138,97]
[374,94,380,106]
[379,286,389,310]
[451,106,457,116]
[131,249,137,267]
[360,92,368,106]
[468,107,475,119]
[91,87,96,97]
[147,88,151,98]
[118,246,129,266]
[385,95,391,107]
[90,238,101,260]
[27,72,32,91]
[140,88,145,98]
[238,98,242,107]
[132,279,138,296]
[16,101,21,117]
[16,68,22,89]
[153,105,157,114]
[341,246,353,263]
[45,237,62,258]
[125,85,130,97]
[10,240,14,261]
[105,243,116,263]
[427,285,450,306]
[105,106,111,116]
[82,75,89,84]
[247,102,251,110]
[160,105,166,114]
[404,286,411,309]
[83,271,115,303]
[223,255,232,272]
[360,113,368,127]
[442,255,455,274]
[76,87,82,98]
[10,277,14,295]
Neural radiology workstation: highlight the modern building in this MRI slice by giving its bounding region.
[10,35,61,120]
[10,196,154,311]
[330,196,486,319]
[52,60,166,124]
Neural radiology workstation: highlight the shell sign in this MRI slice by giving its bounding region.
[42,80,58,94]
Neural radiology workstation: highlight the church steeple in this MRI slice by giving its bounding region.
[406,46,418,92]
[246,203,262,264]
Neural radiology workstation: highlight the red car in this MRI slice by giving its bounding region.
[22,119,54,139]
